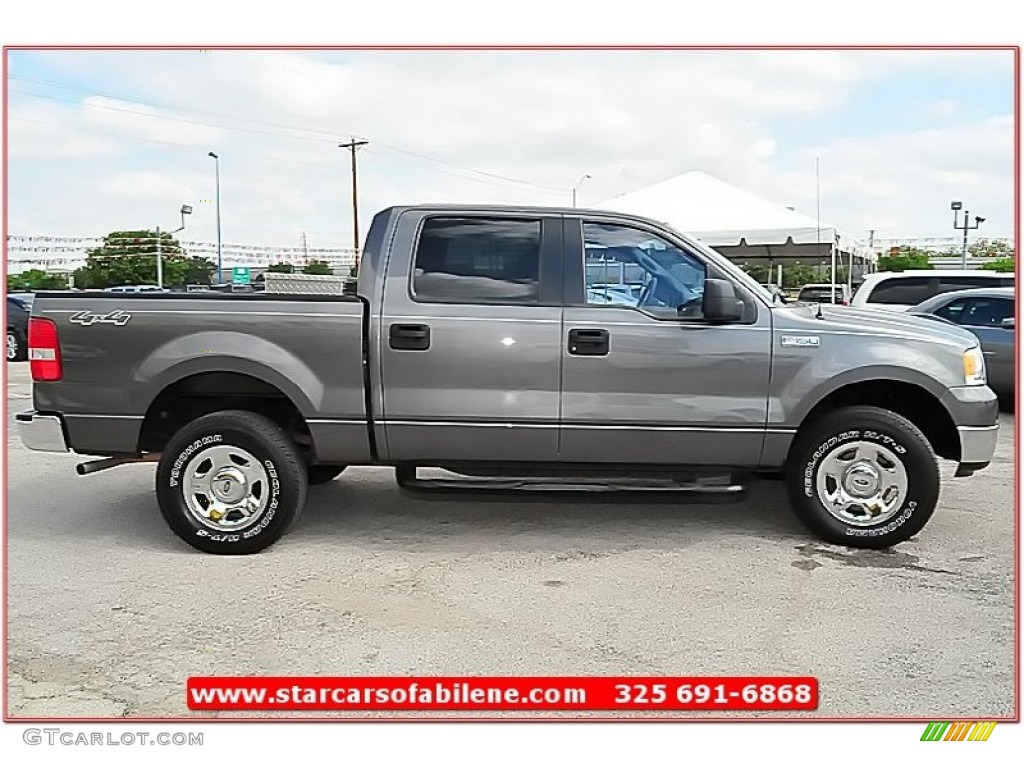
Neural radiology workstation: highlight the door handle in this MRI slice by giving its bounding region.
[568,328,609,356]
[389,323,430,351]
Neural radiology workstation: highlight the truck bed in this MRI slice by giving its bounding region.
[29,291,372,463]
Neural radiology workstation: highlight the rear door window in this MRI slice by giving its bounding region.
[411,217,541,304]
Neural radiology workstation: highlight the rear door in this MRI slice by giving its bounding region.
[558,217,773,467]
[378,211,563,463]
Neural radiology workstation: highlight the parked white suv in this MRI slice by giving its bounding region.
[851,270,1015,311]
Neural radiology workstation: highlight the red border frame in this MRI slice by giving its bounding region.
[1,43,1019,725]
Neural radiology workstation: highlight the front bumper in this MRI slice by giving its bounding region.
[955,425,999,477]
[16,411,69,453]
[940,385,1000,477]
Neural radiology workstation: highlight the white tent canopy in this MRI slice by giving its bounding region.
[599,171,876,265]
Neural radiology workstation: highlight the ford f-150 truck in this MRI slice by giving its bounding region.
[18,205,1000,554]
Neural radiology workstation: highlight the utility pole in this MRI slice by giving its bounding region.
[301,231,309,261]
[339,138,369,269]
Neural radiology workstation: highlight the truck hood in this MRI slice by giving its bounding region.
[774,303,979,348]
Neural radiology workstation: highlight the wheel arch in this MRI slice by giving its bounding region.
[795,378,960,462]
[132,332,325,416]
[138,370,317,460]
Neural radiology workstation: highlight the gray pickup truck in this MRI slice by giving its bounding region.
[18,205,999,554]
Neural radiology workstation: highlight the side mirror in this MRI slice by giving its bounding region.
[702,278,743,323]
[1001,317,1015,329]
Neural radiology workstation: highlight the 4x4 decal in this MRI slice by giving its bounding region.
[68,309,132,327]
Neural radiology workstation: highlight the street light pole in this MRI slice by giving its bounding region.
[572,174,591,207]
[155,205,192,290]
[156,225,162,289]
[951,201,985,269]
[209,152,222,283]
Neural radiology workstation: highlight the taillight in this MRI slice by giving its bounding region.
[28,317,63,381]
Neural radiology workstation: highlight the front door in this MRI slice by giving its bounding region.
[379,210,564,463]
[559,217,773,467]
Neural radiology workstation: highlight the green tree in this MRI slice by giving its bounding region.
[740,264,772,283]
[183,258,216,285]
[970,238,1014,260]
[266,262,294,274]
[7,269,69,291]
[301,260,332,275]
[982,257,1015,273]
[877,247,932,272]
[72,229,202,289]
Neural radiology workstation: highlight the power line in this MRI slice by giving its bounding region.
[8,75,568,194]
[9,114,566,193]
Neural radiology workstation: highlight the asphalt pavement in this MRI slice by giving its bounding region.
[3,362,1016,718]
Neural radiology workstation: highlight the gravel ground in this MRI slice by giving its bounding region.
[4,362,1016,719]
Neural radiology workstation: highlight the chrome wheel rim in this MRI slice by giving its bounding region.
[182,445,270,532]
[6,332,17,361]
[815,440,908,527]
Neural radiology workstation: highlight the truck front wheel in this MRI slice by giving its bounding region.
[786,406,939,548]
[156,410,308,554]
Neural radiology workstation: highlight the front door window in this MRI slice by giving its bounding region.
[583,222,707,319]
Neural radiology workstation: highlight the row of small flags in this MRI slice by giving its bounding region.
[921,721,997,741]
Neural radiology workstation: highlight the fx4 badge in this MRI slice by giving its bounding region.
[69,309,132,327]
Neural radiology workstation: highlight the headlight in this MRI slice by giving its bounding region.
[963,346,987,386]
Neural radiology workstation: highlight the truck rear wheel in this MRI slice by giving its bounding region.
[786,406,939,548]
[156,410,308,554]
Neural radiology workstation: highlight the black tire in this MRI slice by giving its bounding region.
[7,328,24,362]
[786,406,939,549]
[307,464,347,485]
[156,410,308,554]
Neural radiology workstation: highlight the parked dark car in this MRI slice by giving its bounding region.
[911,287,1015,399]
[6,293,34,362]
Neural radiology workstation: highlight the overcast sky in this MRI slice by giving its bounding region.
[6,48,1016,253]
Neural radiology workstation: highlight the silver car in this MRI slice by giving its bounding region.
[912,286,1015,399]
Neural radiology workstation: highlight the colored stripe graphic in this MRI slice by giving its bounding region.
[921,721,996,741]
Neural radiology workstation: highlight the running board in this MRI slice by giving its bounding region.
[394,466,747,498]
